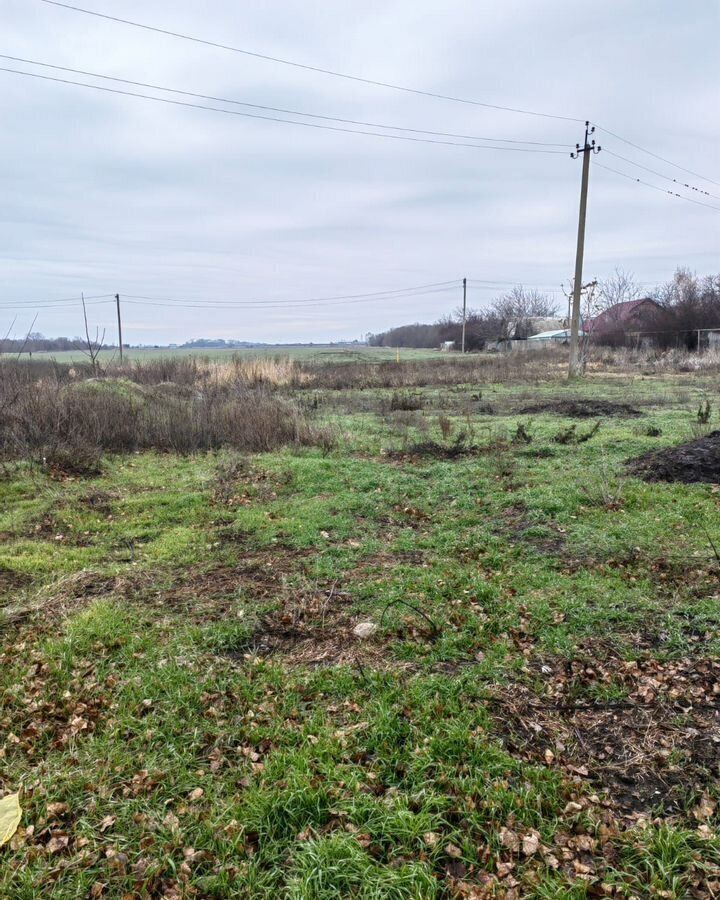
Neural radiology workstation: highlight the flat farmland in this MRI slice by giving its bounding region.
[20,345,440,365]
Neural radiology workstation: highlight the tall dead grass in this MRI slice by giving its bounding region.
[0,361,333,467]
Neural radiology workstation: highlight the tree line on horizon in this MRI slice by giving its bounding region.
[367,269,720,350]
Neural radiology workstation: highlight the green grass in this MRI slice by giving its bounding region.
[1,369,719,896]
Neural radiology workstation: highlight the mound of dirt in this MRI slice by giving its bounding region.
[627,430,720,483]
[519,399,642,418]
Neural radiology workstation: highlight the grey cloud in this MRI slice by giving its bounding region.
[0,0,717,344]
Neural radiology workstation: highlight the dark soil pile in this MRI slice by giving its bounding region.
[519,399,642,418]
[627,430,720,483]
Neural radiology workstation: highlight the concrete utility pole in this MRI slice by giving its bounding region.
[115,293,123,363]
[568,122,601,377]
[461,277,467,353]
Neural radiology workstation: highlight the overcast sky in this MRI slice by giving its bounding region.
[2,0,718,344]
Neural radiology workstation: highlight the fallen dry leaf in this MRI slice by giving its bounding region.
[0,793,22,847]
[188,788,204,802]
[693,793,716,821]
[46,835,69,854]
[522,832,540,856]
[46,802,69,819]
[163,812,180,831]
[99,815,116,833]
[499,827,520,853]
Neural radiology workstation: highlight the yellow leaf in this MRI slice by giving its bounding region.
[0,793,21,847]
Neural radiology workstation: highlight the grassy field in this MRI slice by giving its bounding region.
[21,345,439,365]
[1,357,719,897]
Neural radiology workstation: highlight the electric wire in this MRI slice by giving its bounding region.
[34,2,719,187]
[593,123,720,189]
[38,0,583,124]
[0,55,572,149]
[0,66,570,154]
[595,162,720,212]
[121,285,461,311]
[603,149,720,201]
[0,294,115,310]
[122,280,459,308]
[0,299,114,310]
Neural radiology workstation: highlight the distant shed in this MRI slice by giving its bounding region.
[527,328,582,345]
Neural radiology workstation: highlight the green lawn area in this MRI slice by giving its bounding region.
[1,371,719,897]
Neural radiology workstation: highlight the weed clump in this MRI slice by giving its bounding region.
[552,421,601,444]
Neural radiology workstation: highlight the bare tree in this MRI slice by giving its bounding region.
[492,286,560,340]
[492,286,559,320]
[596,267,641,312]
[80,293,106,375]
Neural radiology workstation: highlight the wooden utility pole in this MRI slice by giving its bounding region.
[115,293,123,363]
[461,277,467,353]
[568,122,600,377]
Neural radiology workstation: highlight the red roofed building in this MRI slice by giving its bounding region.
[585,298,664,341]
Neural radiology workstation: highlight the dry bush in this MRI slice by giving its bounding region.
[585,345,720,375]
[0,362,333,463]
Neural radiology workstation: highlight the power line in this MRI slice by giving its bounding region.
[124,280,459,306]
[467,278,564,289]
[0,294,114,310]
[38,0,583,124]
[33,2,720,188]
[121,284,461,310]
[603,149,720,201]
[0,300,113,311]
[0,66,569,154]
[593,123,720,189]
[595,161,720,213]
[0,55,572,149]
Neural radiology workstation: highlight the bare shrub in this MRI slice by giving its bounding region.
[0,362,333,462]
[388,391,424,411]
[579,449,626,509]
[438,415,453,441]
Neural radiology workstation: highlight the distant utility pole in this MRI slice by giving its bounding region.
[461,277,467,353]
[568,122,601,377]
[115,293,123,363]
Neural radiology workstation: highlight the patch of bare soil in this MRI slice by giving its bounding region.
[491,654,720,821]
[384,437,477,461]
[154,550,309,622]
[519,399,642,418]
[0,564,32,596]
[495,502,567,555]
[246,584,394,669]
[155,551,393,667]
[627,430,720,483]
[211,458,292,508]
[78,489,120,516]
[2,571,138,626]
